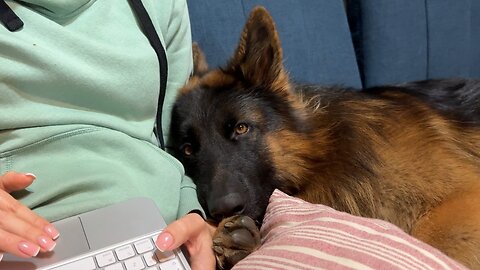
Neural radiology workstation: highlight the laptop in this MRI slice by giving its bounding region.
[0,198,192,270]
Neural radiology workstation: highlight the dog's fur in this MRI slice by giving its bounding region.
[171,6,480,269]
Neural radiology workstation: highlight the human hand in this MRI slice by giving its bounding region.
[155,213,216,270]
[0,172,60,261]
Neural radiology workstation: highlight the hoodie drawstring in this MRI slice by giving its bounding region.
[0,0,23,31]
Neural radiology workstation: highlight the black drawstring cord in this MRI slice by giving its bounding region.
[0,0,23,31]
[128,0,168,150]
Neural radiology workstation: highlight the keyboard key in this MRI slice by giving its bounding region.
[105,262,125,270]
[155,250,175,262]
[116,244,136,260]
[151,235,159,244]
[50,234,188,270]
[144,251,159,266]
[96,250,116,267]
[51,257,96,270]
[159,258,184,270]
[124,255,146,270]
[134,238,154,254]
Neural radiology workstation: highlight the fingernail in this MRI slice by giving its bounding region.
[24,173,37,180]
[37,236,56,252]
[44,224,60,240]
[155,232,174,252]
[0,252,3,261]
[18,241,40,257]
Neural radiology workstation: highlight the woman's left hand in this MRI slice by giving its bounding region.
[155,213,216,270]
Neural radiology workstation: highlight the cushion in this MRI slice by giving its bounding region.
[233,190,467,270]
[187,0,362,88]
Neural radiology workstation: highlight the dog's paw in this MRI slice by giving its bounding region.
[213,215,261,270]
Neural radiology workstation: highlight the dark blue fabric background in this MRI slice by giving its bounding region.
[187,0,479,89]
[187,0,362,88]
[352,0,480,87]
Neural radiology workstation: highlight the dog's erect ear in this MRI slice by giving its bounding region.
[228,6,289,91]
[192,42,209,77]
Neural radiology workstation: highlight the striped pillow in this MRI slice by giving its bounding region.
[233,190,467,270]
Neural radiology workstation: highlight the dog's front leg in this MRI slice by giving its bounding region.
[212,215,261,270]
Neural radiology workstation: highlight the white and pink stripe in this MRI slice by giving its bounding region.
[232,190,467,270]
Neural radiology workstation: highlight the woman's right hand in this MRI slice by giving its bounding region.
[156,213,216,270]
[0,172,60,261]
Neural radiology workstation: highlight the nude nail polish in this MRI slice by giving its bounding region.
[24,173,37,180]
[44,224,60,240]
[18,241,40,257]
[155,232,174,252]
[37,236,56,252]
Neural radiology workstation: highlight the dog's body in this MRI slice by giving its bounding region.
[171,7,480,269]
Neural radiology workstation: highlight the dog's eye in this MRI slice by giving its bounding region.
[181,143,193,156]
[234,123,249,135]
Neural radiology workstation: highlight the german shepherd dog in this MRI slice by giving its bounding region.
[170,6,480,269]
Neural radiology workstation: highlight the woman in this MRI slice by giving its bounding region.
[0,0,214,269]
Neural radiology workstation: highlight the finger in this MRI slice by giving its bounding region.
[156,214,215,270]
[156,213,206,251]
[0,172,36,193]
[0,190,59,239]
[0,209,57,253]
[0,228,41,258]
[186,228,216,270]
[206,222,217,235]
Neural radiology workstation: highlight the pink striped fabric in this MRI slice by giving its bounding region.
[233,190,467,270]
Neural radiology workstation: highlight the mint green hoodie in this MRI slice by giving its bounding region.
[0,0,202,223]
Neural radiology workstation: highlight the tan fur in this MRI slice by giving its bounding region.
[266,89,480,268]
[180,70,236,95]
[228,8,287,90]
[412,184,480,269]
[192,42,209,75]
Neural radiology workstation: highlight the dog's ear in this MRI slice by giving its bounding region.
[228,6,289,91]
[192,42,209,77]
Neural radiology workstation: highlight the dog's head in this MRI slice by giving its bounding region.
[170,7,307,224]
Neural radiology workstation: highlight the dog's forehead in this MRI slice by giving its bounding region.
[179,69,236,96]
[178,71,240,107]
[175,78,267,128]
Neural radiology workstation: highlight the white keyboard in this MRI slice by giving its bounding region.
[45,232,189,270]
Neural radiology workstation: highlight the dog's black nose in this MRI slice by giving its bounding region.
[209,193,246,221]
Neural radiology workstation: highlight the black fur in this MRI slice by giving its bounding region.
[365,78,480,125]
[170,83,284,223]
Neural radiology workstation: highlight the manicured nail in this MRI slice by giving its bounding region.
[24,173,37,180]
[0,252,3,262]
[155,232,174,252]
[18,241,40,257]
[44,224,60,240]
[37,236,56,252]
